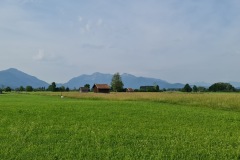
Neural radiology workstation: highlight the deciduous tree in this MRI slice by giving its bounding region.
[5,86,12,92]
[111,72,124,92]
[84,84,90,90]
[209,82,235,92]
[192,85,198,92]
[26,86,33,92]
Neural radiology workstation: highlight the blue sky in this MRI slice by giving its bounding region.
[1,0,240,83]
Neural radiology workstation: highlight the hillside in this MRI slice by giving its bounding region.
[0,68,49,88]
[63,72,184,89]
[2,68,239,90]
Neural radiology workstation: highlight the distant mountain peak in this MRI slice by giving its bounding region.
[5,68,20,72]
[63,72,184,89]
[92,72,101,75]
[0,68,49,88]
[92,72,111,75]
[122,73,135,77]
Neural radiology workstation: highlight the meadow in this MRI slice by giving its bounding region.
[1,92,240,159]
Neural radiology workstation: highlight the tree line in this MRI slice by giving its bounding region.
[181,82,237,92]
[0,73,238,93]
[110,73,239,92]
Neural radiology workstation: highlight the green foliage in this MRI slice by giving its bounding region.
[47,85,53,91]
[19,86,25,91]
[154,85,160,92]
[140,86,159,92]
[4,86,12,92]
[182,84,192,92]
[197,86,207,92]
[66,87,70,92]
[192,85,198,92]
[26,86,33,92]
[209,82,236,92]
[1,93,240,159]
[84,84,90,89]
[59,86,65,91]
[48,82,57,92]
[52,82,56,91]
[35,87,46,91]
[111,72,124,92]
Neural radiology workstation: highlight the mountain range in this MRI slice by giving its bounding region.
[1,68,240,89]
[62,72,184,89]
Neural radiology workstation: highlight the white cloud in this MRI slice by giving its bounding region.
[33,49,63,63]
[33,49,45,61]
[78,18,104,34]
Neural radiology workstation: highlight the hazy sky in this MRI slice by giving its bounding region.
[1,0,240,83]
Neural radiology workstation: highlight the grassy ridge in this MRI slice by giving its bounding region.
[1,93,240,159]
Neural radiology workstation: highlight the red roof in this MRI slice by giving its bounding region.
[127,88,134,92]
[93,84,110,89]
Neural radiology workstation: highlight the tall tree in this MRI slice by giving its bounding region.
[192,85,198,92]
[155,85,160,92]
[182,84,192,92]
[66,87,70,92]
[48,82,57,92]
[111,72,124,92]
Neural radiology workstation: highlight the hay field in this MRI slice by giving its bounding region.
[40,91,240,111]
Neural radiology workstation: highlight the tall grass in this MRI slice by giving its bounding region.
[36,92,240,111]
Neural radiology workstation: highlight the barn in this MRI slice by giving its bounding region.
[126,88,134,92]
[92,84,111,93]
[79,87,89,93]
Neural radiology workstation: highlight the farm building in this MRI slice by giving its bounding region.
[92,84,110,93]
[79,87,89,93]
[126,88,134,92]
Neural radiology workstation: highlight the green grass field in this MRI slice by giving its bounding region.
[1,92,240,159]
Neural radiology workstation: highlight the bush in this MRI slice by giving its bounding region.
[209,82,236,92]
[26,86,33,92]
[5,87,12,92]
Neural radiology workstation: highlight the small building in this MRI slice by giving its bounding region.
[79,87,89,93]
[92,84,110,93]
[126,88,134,92]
